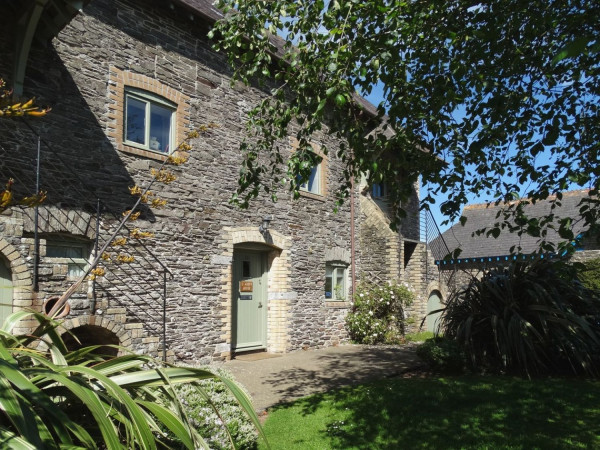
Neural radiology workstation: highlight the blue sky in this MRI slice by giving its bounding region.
[361,82,562,234]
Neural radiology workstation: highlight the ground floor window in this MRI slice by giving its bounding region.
[325,262,347,301]
[45,238,90,277]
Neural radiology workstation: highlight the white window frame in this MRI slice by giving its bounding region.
[325,262,347,301]
[45,239,90,278]
[124,87,176,154]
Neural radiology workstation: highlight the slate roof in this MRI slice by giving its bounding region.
[437,190,594,260]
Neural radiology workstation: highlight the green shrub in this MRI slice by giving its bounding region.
[416,337,466,373]
[177,367,258,449]
[345,281,414,344]
[0,311,263,449]
[577,257,600,292]
[441,260,600,377]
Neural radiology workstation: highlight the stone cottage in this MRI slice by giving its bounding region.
[0,0,434,363]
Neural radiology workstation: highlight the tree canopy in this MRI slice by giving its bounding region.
[212,0,599,249]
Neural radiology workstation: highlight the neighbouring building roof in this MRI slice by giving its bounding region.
[437,189,594,262]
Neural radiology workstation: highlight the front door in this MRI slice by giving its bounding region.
[232,251,267,352]
[0,259,13,325]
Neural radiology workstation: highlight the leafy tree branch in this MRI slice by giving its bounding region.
[212,0,600,244]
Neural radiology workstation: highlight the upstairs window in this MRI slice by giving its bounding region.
[299,162,322,195]
[124,88,175,154]
[325,262,347,301]
[372,183,387,198]
[290,136,326,198]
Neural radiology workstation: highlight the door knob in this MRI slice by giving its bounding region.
[258,302,263,308]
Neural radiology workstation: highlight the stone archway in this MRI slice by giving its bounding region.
[60,315,132,356]
[0,239,34,334]
[0,256,13,324]
[61,324,120,357]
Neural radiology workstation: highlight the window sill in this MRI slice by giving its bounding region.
[324,300,351,308]
[299,190,326,202]
[116,143,170,162]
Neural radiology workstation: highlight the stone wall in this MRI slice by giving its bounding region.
[0,0,427,362]
[356,180,434,333]
[0,0,369,362]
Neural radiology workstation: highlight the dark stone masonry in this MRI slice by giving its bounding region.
[0,0,440,363]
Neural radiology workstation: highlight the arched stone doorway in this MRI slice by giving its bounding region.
[61,325,120,357]
[0,256,13,325]
[427,290,444,334]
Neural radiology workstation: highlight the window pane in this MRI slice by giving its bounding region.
[126,97,146,145]
[372,183,385,198]
[307,165,319,194]
[47,245,84,259]
[325,266,333,299]
[68,263,86,277]
[150,103,172,153]
[335,269,345,300]
[242,260,250,278]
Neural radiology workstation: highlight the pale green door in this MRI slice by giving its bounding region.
[427,291,443,334]
[0,259,13,326]
[232,251,267,351]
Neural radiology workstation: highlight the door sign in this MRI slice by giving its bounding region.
[240,280,253,292]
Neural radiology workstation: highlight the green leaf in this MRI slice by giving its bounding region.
[110,366,215,388]
[64,365,157,450]
[138,401,196,450]
[43,370,122,449]
[316,98,327,113]
[553,36,595,64]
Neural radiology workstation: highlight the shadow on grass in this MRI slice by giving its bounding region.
[264,376,600,449]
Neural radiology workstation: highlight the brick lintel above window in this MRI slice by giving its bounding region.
[107,67,191,161]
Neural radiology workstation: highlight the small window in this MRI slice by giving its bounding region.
[325,262,347,301]
[372,183,387,198]
[124,88,175,154]
[299,163,322,195]
[242,260,251,278]
[46,240,90,277]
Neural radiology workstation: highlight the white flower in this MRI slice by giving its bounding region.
[369,310,373,315]
[359,293,364,297]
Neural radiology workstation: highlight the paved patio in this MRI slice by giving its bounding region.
[223,344,423,412]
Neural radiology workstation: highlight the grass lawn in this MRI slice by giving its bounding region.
[259,375,600,449]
